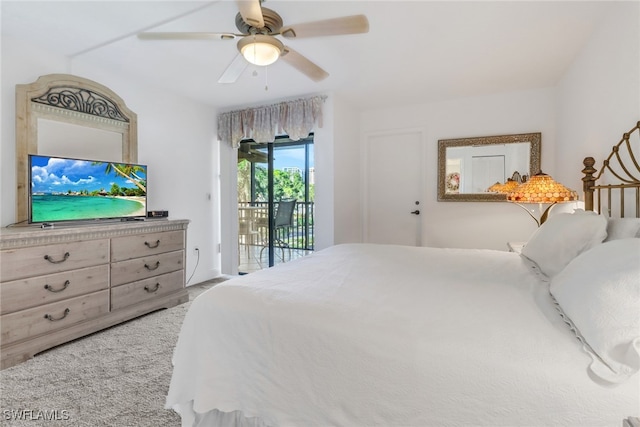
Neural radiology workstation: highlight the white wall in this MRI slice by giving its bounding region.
[356,88,556,250]
[1,36,221,285]
[556,1,640,192]
[330,94,362,245]
[311,95,335,251]
[218,132,238,275]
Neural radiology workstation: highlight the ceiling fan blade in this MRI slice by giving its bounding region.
[280,15,369,39]
[218,53,249,84]
[138,32,237,40]
[280,47,329,82]
[236,0,264,29]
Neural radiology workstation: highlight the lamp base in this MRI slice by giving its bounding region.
[539,203,557,225]
[513,202,557,227]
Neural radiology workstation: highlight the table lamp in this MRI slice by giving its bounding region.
[506,172,578,226]
[488,181,503,192]
[488,179,520,193]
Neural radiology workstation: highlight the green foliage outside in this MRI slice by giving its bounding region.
[237,159,315,250]
[237,159,314,203]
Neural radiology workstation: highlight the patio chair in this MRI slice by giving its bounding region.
[260,200,296,263]
[238,217,259,261]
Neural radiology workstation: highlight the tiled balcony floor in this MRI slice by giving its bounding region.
[238,243,312,274]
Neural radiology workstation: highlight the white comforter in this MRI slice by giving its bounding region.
[166,244,639,426]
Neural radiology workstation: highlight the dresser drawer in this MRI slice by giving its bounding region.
[111,270,185,311]
[0,239,109,282]
[111,230,185,262]
[0,265,109,315]
[0,290,109,345]
[111,250,184,286]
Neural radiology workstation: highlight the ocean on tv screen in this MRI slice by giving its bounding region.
[30,155,147,222]
[31,194,146,222]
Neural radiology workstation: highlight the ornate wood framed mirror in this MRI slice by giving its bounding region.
[15,74,137,223]
[437,132,541,202]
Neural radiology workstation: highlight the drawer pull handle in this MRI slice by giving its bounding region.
[144,240,161,249]
[44,280,70,293]
[144,261,160,271]
[44,252,70,264]
[44,308,70,322]
[144,283,161,293]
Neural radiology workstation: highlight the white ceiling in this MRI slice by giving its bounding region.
[1,1,613,111]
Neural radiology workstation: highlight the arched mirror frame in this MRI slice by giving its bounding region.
[437,132,541,202]
[15,74,138,223]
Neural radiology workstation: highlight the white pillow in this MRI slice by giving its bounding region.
[550,238,640,383]
[521,210,607,277]
[604,218,640,241]
[547,200,585,217]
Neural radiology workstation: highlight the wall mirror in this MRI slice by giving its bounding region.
[437,132,541,202]
[15,74,137,223]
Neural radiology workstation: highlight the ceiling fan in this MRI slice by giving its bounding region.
[138,0,369,84]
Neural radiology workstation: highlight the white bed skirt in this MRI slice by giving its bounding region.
[175,402,270,427]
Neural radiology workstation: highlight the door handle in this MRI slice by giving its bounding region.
[410,210,420,215]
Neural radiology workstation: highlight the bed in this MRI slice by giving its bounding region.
[166,122,640,427]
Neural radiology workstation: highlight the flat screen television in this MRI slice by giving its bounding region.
[29,154,147,224]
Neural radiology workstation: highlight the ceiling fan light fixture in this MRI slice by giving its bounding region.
[238,35,283,66]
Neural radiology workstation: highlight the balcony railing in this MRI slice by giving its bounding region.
[238,201,314,251]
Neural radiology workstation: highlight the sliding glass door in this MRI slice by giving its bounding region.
[237,135,314,273]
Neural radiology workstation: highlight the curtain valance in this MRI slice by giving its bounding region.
[218,95,326,148]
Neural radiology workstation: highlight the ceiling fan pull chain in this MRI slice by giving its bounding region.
[252,34,257,63]
[265,66,269,91]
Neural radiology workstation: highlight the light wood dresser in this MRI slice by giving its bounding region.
[0,219,189,369]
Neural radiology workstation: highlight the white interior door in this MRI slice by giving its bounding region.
[471,155,505,193]
[363,129,424,246]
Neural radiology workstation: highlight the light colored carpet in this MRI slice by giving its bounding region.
[0,278,227,427]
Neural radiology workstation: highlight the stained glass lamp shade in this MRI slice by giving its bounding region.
[507,172,578,226]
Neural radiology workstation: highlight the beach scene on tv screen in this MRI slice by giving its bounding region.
[30,155,147,222]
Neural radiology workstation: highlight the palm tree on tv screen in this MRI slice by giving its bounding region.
[92,162,146,193]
